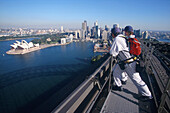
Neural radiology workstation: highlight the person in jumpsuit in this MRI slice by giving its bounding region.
[112,26,128,85]
[110,26,153,100]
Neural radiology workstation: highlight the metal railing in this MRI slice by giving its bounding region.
[140,39,170,113]
[52,39,169,113]
[52,55,116,113]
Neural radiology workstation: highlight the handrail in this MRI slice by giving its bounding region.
[140,39,170,113]
[52,39,169,113]
[52,55,116,113]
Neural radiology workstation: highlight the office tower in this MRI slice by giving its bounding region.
[91,27,94,37]
[98,28,100,38]
[82,20,87,37]
[84,20,87,31]
[82,21,87,31]
[134,29,141,38]
[80,29,85,39]
[143,31,148,39]
[77,30,81,38]
[93,21,99,38]
[95,25,99,38]
[75,31,77,38]
[87,26,90,35]
[102,30,108,40]
[61,26,64,33]
[94,21,98,26]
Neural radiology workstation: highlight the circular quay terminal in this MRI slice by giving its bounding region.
[0,0,169,113]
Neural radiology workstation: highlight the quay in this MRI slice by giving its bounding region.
[94,48,109,53]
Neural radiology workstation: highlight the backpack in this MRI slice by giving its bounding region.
[128,38,141,56]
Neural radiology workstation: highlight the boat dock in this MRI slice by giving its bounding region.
[94,49,109,53]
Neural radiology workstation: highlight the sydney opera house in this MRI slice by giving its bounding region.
[10,40,39,49]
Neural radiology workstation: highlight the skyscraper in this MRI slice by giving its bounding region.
[82,21,87,31]
[80,29,85,39]
[102,30,108,40]
[134,29,141,38]
[74,31,77,38]
[94,21,98,26]
[61,26,64,33]
[98,28,100,38]
[77,30,81,38]
[82,20,87,37]
[95,25,99,38]
[87,26,90,35]
[143,31,148,39]
[91,27,95,37]
[94,21,99,38]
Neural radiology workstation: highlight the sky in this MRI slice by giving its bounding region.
[0,0,170,31]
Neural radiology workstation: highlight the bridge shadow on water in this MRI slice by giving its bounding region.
[75,57,92,64]
[0,63,87,113]
[0,54,110,113]
[0,63,86,89]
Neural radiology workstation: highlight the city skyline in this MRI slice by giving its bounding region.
[0,0,170,31]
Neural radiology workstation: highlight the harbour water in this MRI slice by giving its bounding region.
[158,38,170,43]
[0,39,100,113]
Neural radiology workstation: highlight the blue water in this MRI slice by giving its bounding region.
[0,39,101,113]
[0,39,98,75]
[157,39,170,43]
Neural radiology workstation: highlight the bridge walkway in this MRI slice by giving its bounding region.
[100,75,155,113]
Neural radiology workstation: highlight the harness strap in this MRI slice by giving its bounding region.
[124,57,137,63]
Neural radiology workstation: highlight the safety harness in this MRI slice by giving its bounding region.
[116,35,139,70]
[118,35,139,64]
[124,56,137,64]
[118,56,138,70]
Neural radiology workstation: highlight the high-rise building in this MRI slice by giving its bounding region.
[143,31,148,39]
[95,25,99,38]
[82,20,87,37]
[74,31,78,38]
[61,26,64,33]
[91,27,95,37]
[87,26,90,35]
[98,28,100,38]
[93,21,99,38]
[102,30,108,40]
[77,30,81,38]
[84,20,87,31]
[107,32,111,40]
[80,29,85,39]
[134,29,141,38]
[94,21,98,26]
[82,21,86,31]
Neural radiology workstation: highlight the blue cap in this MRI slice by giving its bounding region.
[111,27,121,35]
[124,26,133,32]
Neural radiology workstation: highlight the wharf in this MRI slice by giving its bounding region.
[94,49,109,53]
